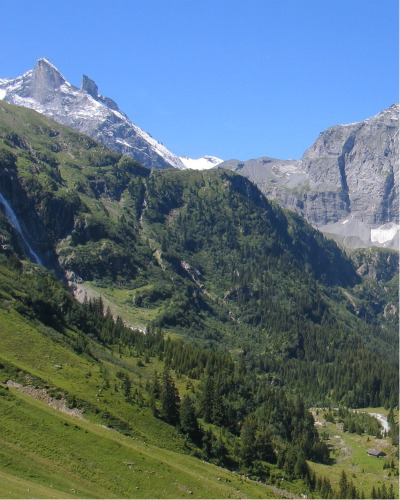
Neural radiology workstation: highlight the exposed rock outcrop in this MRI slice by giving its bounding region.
[219,105,399,249]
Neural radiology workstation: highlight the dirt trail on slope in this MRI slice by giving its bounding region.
[6,380,84,419]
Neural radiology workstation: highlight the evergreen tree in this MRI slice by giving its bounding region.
[210,433,228,465]
[100,363,110,389]
[151,370,160,399]
[294,449,309,479]
[212,382,226,426]
[320,476,333,499]
[255,429,276,463]
[202,429,213,457]
[149,371,160,417]
[387,407,399,445]
[180,395,201,441]
[200,375,214,423]
[240,414,258,467]
[159,367,180,425]
[122,373,132,399]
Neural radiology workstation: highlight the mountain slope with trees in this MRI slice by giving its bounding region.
[0,100,398,498]
[0,253,397,498]
[0,100,397,409]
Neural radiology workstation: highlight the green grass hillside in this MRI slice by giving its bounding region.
[0,252,397,499]
[0,386,280,499]
[0,257,282,499]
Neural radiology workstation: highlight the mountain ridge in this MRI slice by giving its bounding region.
[0,59,398,250]
[0,58,400,249]
[0,101,397,377]
[218,104,399,249]
[0,58,187,170]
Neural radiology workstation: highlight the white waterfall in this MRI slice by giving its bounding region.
[0,192,43,265]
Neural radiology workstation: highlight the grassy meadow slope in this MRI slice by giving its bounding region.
[1,387,278,499]
[0,256,397,499]
[0,259,279,499]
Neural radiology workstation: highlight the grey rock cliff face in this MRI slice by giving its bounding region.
[81,74,99,98]
[0,58,185,170]
[219,105,399,249]
[302,105,398,225]
[26,58,66,102]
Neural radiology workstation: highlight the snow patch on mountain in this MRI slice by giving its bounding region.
[371,223,400,245]
[179,155,223,170]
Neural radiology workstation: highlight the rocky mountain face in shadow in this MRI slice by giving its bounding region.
[219,105,399,249]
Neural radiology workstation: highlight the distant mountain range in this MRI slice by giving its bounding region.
[0,59,398,248]
[179,155,223,170]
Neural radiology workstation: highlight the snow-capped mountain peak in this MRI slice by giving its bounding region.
[0,59,189,170]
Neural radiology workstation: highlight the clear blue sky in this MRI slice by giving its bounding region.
[1,0,398,161]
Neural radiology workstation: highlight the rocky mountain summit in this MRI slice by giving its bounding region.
[0,58,186,170]
[219,105,399,249]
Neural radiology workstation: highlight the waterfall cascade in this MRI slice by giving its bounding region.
[0,192,43,265]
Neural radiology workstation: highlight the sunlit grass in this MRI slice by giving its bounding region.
[309,410,398,498]
[0,386,278,499]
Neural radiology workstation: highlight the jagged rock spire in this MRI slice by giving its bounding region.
[81,75,99,98]
[29,58,66,102]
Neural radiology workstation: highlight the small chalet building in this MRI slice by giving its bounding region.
[366,448,386,458]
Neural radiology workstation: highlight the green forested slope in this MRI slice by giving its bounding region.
[0,101,398,498]
[0,101,397,408]
[0,255,397,498]
[0,255,325,498]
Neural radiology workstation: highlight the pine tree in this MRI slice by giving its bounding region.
[294,449,309,479]
[100,363,110,389]
[255,429,276,463]
[159,367,180,425]
[151,370,160,399]
[122,373,132,399]
[200,375,214,423]
[211,433,228,464]
[240,414,258,467]
[202,429,213,457]
[212,382,226,426]
[180,395,201,441]
[320,477,333,499]
[149,370,159,416]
